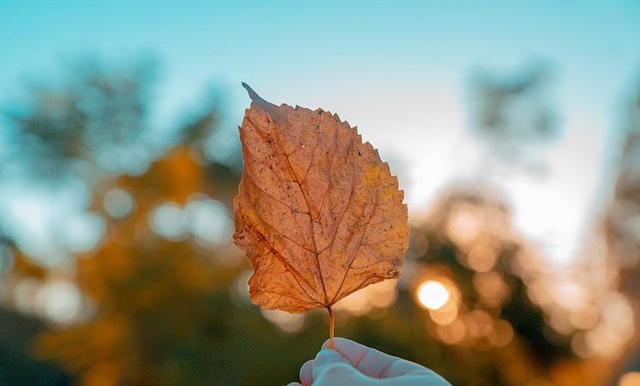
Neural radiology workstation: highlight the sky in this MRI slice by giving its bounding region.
[1,0,640,265]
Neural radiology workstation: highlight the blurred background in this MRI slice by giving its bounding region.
[1,1,640,385]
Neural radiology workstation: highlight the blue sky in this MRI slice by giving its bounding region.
[2,1,639,117]
[1,0,640,264]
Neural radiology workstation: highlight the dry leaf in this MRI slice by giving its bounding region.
[233,83,408,339]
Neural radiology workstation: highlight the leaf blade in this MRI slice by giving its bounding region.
[233,85,408,312]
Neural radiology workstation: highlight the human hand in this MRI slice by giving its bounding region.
[287,337,452,386]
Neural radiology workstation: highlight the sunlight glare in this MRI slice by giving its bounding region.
[417,280,450,310]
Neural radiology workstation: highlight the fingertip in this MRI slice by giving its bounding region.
[321,338,369,366]
[321,336,348,349]
[323,339,405,379]
[299,359,313,386]
[322,336,349,349]
[314,348,344,363]
[286,383,301,386]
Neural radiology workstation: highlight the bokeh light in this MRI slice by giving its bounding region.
[335,279,398,315]
[36,280,83,324]
[103,188,134,219]
[620,372,640,386]
[416,280,451,310]
[261,310,305,333]
[184,196,233,247]
[149,202,188,240]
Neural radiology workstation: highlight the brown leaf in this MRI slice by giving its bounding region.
[233,83,408,314]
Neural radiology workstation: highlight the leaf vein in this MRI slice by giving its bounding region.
[329,191,380,305]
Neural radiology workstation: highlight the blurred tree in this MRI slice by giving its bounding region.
[0,58,636,386]
[34,133,335,386]
[467,62,559,175]
[606,81,640,297]
[605,80,640,383]
[0,59,328,386]
[5,58,157,183]
[386,190,575,386]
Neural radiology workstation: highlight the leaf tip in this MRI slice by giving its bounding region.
[241,82,276,110]
[241,82,258,99]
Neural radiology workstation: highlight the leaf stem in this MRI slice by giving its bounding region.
[327,306,335,349]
